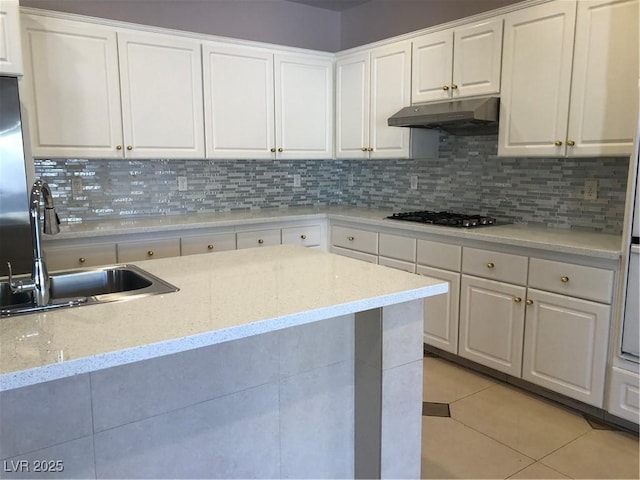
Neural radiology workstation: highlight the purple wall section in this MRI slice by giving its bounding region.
[340,0,525,50]
[19,0,341,52]
[20,0,525,52]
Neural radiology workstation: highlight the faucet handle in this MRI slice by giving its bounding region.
[7,262,35,294]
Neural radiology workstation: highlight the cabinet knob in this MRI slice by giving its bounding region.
[526,299,534,305]
[147,250,154,256]
[126,145,133,151]
[207,244,214,250]
[451,84,458,90]
[554,140,563,146]
[362,147,368,152]
[116,145,122,150]
[78,257,86,264]
[442,85,450,91]
[367,147,373,152]
[514,296,522,303]
[270,147,276,153]
[278,148,283,152]
[567,140,575,146]
[347,236,355,241]
[561,276,569,283]
[486,262,495,269]
[300,235,307,240]
[258,239,264,244]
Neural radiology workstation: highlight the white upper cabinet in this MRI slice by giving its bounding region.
[203,44,333,159]
[336,41,434,159]
[21,14,204,159]
[117,31,204,159]
[21,15,123,158]
[0,0,23,75]
[412,18,503,104]
[567,0,639,157]
[275,53,333,159]
[203,43,275,159]
[499,0,638,157]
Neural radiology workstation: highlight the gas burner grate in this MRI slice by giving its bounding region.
[386,211,496,228]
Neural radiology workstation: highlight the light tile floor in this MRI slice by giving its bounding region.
[422,356,640,479]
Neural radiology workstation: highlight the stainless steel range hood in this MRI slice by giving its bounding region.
[388,96,499,135]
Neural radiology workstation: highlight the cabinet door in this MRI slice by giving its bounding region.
[45,243,117,271]
[203,43,275,159]
[236,229,281,249]
[498,1,577,157]
[181,232,236,256]
[117,31,204,159]
[459,275,526,376]
[117,238,181,262]
[523,288,610,407]
[21,15,123,158]
[418,266,460,355]
[567,0,639,157]
[275,54,333,159]
[0,0,22,75]
[412,30,453,104]
[335,52,370,159]
[370,41,411,159]
[452,19,503,98]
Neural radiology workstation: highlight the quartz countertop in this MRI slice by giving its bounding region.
[46,206,623,259]
[0,245,447,391]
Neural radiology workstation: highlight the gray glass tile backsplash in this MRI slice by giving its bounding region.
[35,135,629,234]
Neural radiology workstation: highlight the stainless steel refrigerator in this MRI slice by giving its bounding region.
[0,75,32,276]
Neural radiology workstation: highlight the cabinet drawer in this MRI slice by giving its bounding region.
[282,225,322,247]
[528,258,614,303]
[236,229,281,249]
[331,226,378,254]
[462,247,528,285]
[417,240,461,271]
[45,243,117,271]
[181,232,236,256]
[331,246,378,264]
[379,233,416,262]
[378,256,415,273]
[117,238,180,262]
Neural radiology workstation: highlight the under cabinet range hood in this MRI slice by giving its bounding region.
[388,96,499,135]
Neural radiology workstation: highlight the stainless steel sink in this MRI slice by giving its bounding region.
[1,264,179,317]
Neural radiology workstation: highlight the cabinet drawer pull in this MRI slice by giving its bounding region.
[362,147,368,152]
[526,299,534,305]
[554,140,563,146]
[258,239,264,244]
[514,297,522,303]
[270,147,276,152]
[442,85,450,91]
[127,145,133,151]
[116,145,122,150]
[207,244,214,250]
[300,235,307,240]
[486,262,495,269]
[567,140,575,147]
[561,276,569,283]
[147,250,154,256]
[78,257,86,263]
[451,84,458,90]
[347,236,355,241]
[367,147,373,152]
[277,148,283,152]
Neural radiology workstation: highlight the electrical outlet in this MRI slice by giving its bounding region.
[178,176,188,192]
[410,175,418,190]
[293,174,301,188]
[584,179,598,200]
[347,173,354,187]
[71,177,83,196]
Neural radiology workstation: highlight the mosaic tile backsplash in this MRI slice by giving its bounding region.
[34,135,629,233]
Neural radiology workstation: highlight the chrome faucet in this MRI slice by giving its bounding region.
[8,180,60,306]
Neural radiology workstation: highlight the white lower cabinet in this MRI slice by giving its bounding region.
[281,225,322,248]
[378,256,415,273]
[417,265,460,355]
[459,275,526,376]
[180,232,236,256]
[522,288,610,406]
[44,243,117,271]
[117,238,181,263]
[236,229,281,249]
[607,366,640,423]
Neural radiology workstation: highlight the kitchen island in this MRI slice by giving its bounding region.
[0,245,447,478]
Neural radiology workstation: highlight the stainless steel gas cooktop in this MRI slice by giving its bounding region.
[386,211,496,228]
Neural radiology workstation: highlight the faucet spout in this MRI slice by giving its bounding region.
[9,180,60,306]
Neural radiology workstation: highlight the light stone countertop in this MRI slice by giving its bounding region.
[0,245,448,391]
[46,206,623,259]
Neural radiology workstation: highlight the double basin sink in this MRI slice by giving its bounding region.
[0,264,179,317]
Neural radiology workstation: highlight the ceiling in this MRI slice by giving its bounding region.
[286,0,372,11]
